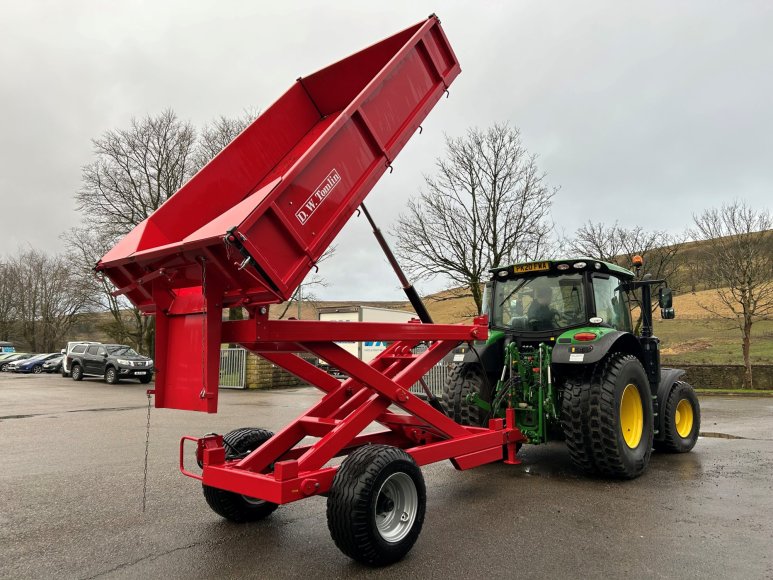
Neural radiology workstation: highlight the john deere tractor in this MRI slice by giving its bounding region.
[441,257,700,479]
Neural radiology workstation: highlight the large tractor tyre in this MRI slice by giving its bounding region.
[655,381,700,453]
[588,353,654,479]
[327,445,426,567]
[441,363,489,427]
[71,364,84,381]
[560,376,597,474]
[202,427,278,522]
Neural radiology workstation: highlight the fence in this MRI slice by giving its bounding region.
[409,345,451,397]
[219,347,247,389]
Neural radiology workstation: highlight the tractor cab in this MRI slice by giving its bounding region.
[484,259,636,340]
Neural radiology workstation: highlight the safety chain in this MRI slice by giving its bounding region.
[142,390,152,513]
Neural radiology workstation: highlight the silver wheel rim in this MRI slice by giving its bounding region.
[374,472,418,543]
[107,370,115,382]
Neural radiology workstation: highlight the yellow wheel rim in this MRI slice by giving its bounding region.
[675,399,694,438]
[620,384,644,449]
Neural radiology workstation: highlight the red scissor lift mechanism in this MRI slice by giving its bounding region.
[98,15,524,565]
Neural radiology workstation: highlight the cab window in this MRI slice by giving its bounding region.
[592,275,632,331]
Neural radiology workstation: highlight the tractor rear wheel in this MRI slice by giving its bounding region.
[655,381,700,453]
[588,353,654,479]
[441,363,489,426]
[560,375,596,474]
[202,427,278,522]
[327,445,426,567]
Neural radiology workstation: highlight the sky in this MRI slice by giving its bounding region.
[1,1,771,301]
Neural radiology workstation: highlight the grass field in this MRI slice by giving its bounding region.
[658,318,773,365]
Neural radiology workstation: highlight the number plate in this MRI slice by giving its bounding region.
[135,371,147,375]
[513,261,550,274]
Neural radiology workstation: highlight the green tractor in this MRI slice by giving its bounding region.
[441,257,700,479]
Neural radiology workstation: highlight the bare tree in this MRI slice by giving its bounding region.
[692,201,773,388]
[0,259,18,341]
[6,249,90,352]
[191,109,259,174]
[76,109,197,240]
[567,221,624,262]
[394,123,556,312]
[568,221,685,332]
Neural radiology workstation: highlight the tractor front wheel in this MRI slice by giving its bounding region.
[588,353,654,479]
[655,381,700,453]
[202,427,278,522]
[441,363,489,427]
[327,445,426,567]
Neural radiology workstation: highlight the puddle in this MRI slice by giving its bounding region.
[700,431,748,440]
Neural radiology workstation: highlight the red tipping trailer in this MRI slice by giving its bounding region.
[98,15,524,566]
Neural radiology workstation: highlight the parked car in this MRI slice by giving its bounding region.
[13,353,61,374]
[61,341,101,377]
[0,352,20,364]
[42,355,64,374]
[0,353,33,372]
[68,344,154,384]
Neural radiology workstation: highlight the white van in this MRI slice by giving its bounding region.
[61,341,101,377]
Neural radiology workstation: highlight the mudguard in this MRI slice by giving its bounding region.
[551,330,644,366]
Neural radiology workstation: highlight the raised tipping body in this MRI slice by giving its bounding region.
[98,15,461,413]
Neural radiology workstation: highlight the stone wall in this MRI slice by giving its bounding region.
[245,352,309,389]
[679,364,773,390]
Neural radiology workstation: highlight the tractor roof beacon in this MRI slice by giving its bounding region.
[442,257,700,479]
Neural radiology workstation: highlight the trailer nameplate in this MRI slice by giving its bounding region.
[296,169,341,225]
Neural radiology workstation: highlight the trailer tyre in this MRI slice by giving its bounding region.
[655,381,700,453]
[202,427,278,522]
[588,353,654,479]
[327,445,426,567]
[441,363,489,427]
[560,375,597,474]
[71,364,83,381]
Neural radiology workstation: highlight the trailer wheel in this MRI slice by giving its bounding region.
[105,367,119,384]
[441,363,489,426]
[327,445,426,567]
[71,364,83,381]
[560,375,596,474]
[202,427,278,522]
[588,353,654,479]
[655,381,700,453]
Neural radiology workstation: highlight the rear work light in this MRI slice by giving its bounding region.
[573,332,598,341]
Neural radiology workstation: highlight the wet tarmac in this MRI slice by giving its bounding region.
[1,373,772,579]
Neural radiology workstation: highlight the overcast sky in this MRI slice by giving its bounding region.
[1,1,771,301]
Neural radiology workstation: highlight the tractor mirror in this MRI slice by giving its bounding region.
[661,308,675,319]
[658,287,673,309]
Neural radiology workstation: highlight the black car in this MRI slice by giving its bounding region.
[68,344,154,384]
[42,355,64,374]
